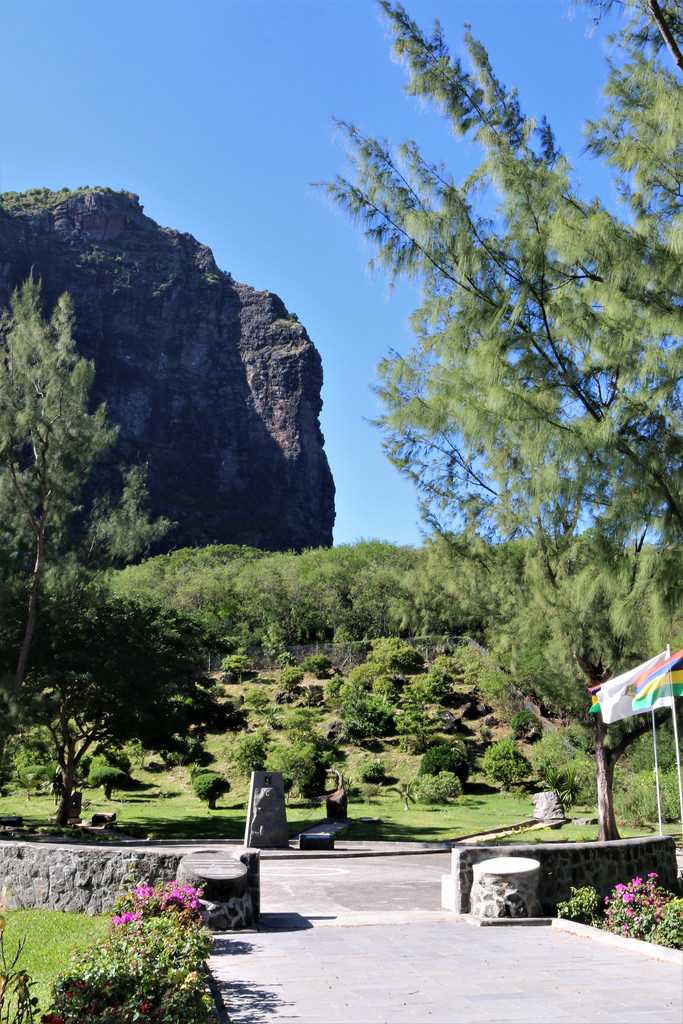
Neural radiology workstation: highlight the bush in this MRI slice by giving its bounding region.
[301,654,332,678]
[88,756,129,799]
[395,707,438,753]
[13,760,54,795]
[482,738,531,789]
[221,652,251,681]
[371,674,399,703]
[300,683,325,707]
[50,909,213,1023]
[367,637,424,675]
[510,709,541,741]
[452,643,517,717]
[231,731,268,777]
[424,655,459,700]
[556,886,601,925]
[531,730,595,804]
[419,741,470,784]
[283,707,320,743]
[414,771,462,804]
[191,770,231,809]
[653,898,683,950]
[278,666,305,701]
[341,689,394,741]
[113,880,203,924]
[615,768,680,826]
[358,759,388,784]
[268,741,328,798]
[604,873,674,942]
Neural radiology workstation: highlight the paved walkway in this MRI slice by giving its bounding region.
[209,856,683,1024]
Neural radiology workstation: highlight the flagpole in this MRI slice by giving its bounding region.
[666,644,683,840]
[651,709,663,836]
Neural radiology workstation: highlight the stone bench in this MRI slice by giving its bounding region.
[470,856,541,919]
[178,848,260,930]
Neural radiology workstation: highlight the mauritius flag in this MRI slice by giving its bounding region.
[631,648,683,713]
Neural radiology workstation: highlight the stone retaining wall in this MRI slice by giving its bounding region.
[0,842,182,914]
[449,835,678,915]
[0,841,262,926]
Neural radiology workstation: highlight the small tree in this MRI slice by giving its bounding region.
[0,278,168,690]
[88,757,128,800]
[231,731,269,778]
[414,771,462,804]
[192,770,231,810]
[21,585,222,826]
[221,653,251,682]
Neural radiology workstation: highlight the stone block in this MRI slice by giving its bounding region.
[299,833,335,851]
[532,791,566,822]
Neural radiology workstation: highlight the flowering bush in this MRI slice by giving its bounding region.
[44,881,214,1023]
[48,913,214,1023]
[603,873,674,941]
[112,881,203,926]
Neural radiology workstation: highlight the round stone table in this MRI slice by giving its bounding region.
[178,850,248,901]
[470,856,541,919]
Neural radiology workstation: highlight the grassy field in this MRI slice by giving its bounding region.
[0,909,108,1010]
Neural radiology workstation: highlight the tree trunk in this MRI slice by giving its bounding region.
[594,716,620,841]
[208,797,217,810]
[55,749,76,828]
[15,525,45,687]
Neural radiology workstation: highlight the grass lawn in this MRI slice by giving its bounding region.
[1,909,108,1011]
[342,789,533,841]
[494,821,682,844]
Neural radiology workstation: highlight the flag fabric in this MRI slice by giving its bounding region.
[588,652,668,723]
[632,648,683,713]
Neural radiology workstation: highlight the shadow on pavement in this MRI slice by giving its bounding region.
[258,912,337,931]
[214,978,289,1024]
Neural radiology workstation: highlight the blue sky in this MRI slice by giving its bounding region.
[0,0,617,546]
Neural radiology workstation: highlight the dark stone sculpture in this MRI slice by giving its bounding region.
[325,770,348,821]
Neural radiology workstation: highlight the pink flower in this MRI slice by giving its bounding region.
[622,893,634,904]
[632,876,643,888]
[111,911,141,926]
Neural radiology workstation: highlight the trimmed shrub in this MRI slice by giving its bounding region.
[191,770,230,809]
[358,759,388,784]
[88,756,129,799]
[301,654,332,678]
[367,638,424,675]
[221,652,251,681]
[556,886,601,925]
[510,709,541,741]
[419,741,470,784]
[414,771,462,804]
[482,738,531,789]
[278,666,305,701]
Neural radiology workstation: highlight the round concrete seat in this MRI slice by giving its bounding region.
[178,850,248,903]
[471,855,541,919]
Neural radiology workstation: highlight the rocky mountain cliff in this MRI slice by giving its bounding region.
[0,187,335,551]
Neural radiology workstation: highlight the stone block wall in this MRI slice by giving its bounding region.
[0,841,262,925]
[449,835,678,915]
[0,842,182,915]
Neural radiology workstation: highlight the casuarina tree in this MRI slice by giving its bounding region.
[324,1,682,838]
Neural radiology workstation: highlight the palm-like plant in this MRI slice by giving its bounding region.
[389,779,418,812]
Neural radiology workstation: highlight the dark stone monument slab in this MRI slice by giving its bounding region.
[244,771,289,849]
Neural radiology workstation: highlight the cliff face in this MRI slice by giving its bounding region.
[0,188,335,550]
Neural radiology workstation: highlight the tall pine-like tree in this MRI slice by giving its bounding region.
[0,278,168,688]
[324,1,682,838]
